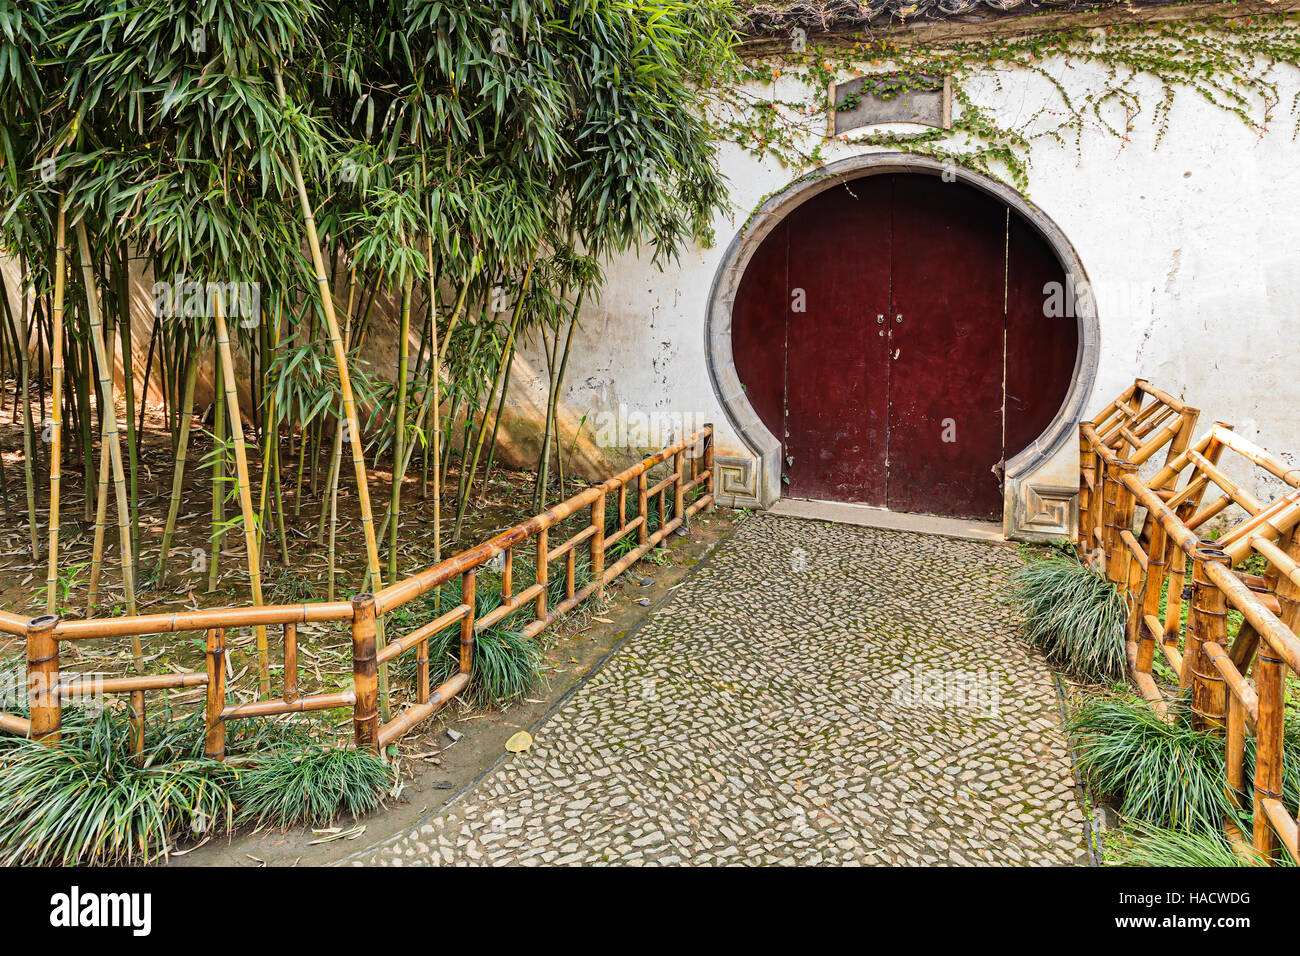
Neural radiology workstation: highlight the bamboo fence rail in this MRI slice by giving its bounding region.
[0,427,714,763]
[1079,384,1300,864]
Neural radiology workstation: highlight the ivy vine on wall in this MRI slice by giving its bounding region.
[707,13,1300,190]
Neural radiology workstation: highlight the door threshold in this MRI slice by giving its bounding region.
[768,498,1006,544]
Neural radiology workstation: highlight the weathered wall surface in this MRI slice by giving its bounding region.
[498,56,1300,531]
[8,53,1295,535]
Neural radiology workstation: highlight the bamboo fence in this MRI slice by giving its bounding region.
[0,427,714,761]
[1080,382,1300,864]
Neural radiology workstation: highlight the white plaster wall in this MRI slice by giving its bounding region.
[508,53,1300,521]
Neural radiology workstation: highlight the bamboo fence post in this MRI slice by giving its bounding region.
[416,621,429,705]
[1078,424,1095,556]
[703,424,715,510]
[1252,642,1285,857]
[459,571,476,676]
[351,593,380,752]
[45,202,67,615]
[591,491,606,598]
[283,623,298,703]
[25,614,60,744]
[212,296,270,696]
[637,471,649,545]
[534,528,548,620]
[1272,528,1300,637]
[204,628,226,759]
[1163,498,1199,646]
[1135,517,1167,677]
[1105,459,1137,593]
[1226,689,1247,825]
[1096,449,1116,571]
[1165,404,1201,475]
[673,449,685,524]
[129,690,145,766]
[1139,402,1199,541]
[1186,546,1230,732]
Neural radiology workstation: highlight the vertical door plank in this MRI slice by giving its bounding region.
[783,179,893,504]
[886,175,1006,519]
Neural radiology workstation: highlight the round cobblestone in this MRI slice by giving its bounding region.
[347,516,1091,866]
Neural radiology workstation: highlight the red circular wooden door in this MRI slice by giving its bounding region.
[731,173,1077,521]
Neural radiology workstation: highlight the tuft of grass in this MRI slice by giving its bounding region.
[1071,696,1233,833]
[1008,554,1128,681]
[399,555,571,709]
[234,746,392,829]
[0,709,236,866]
[264,569,318,605]
[1111,826,1293,867]
[1072,695,1300,835]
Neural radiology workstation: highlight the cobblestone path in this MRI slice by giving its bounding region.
[350,515,1091,866]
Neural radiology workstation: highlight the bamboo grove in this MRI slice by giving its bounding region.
[0,0,737,695]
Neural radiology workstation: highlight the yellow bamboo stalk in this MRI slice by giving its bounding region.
[425,236,442,569]
[155,351,199,584]
[86,407,111,613]
[387,276,412,586]
[212,295,271,696]
[44,201,67,615]
[75,222,141,668]
[274,69,388,715]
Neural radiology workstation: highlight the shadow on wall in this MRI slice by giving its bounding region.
[489,348,644,482]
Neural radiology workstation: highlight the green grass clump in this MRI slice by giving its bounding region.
[421,571,543,707]
[1008,554,1128,681]
[0,709,236,866]
[234,746,392,829]
[1071,696,1232,833]
[1110,827,1293,867]
[1071,696,1300,835]
[398,549,593,708]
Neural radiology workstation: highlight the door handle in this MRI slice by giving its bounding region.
[895,314,903,324]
